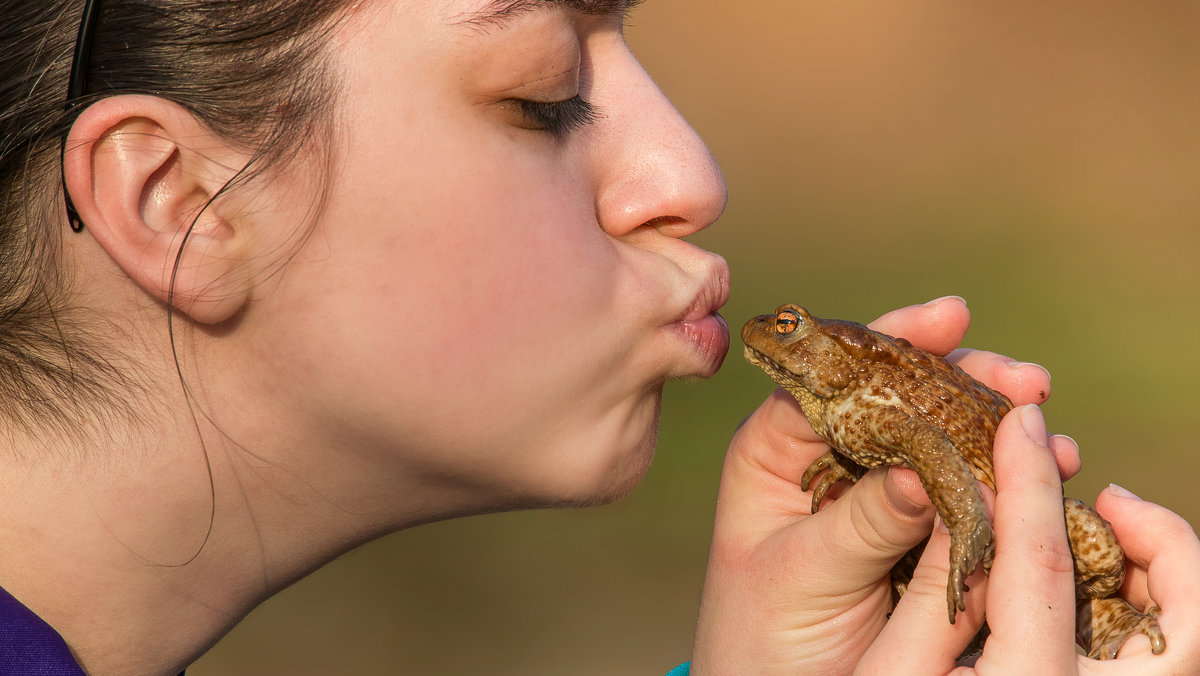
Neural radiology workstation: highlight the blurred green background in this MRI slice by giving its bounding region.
[193,2,1200,673]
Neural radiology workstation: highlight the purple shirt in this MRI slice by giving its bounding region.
[0,586,86,675]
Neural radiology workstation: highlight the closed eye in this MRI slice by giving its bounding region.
[512,94,599,138]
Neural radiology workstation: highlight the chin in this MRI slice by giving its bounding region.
[542,401,663,509]
[575,435,658,508]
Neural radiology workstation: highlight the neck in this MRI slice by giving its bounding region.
[0,250,512,675]
[0,417,251,674]
[0,392,463,675]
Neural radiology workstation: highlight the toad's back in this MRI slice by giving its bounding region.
[794,315,1012,491]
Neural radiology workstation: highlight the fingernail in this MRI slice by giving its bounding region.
[1018,404,1047,444]
[1049,433,1078,449]
[1007,361,1052,382]
[1107,483,1143,501]
[885,467,930,517]
[924,295,966,308]
[934,514,950,534]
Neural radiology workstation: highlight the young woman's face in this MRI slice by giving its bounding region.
[237,0,728,511]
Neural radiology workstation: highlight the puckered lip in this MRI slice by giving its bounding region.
[674,256,731,324]
[666,257,732,378]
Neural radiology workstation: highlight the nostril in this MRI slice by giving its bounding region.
[641,215,683,229]
[640,215,708,239]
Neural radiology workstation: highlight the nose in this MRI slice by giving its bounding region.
[592,46,728,239]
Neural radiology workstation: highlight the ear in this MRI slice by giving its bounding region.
[63,95,250,324]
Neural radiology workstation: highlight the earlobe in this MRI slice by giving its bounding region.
[63,95,249,324]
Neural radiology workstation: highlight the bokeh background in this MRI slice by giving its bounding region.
[193,2,1200,673]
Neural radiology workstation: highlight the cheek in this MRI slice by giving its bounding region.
[326,68,630,374]
[386,190,616,364]
[290,148,631,423]
[378,226,619,390]
[263,77,674,497]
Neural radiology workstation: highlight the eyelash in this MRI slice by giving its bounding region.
[515,94,600,138]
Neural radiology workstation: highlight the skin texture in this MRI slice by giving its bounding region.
[742,304,1165,660]
[21,2,730,674]
[19,1,1200,673]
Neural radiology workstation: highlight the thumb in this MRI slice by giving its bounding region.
[805,466,935,592]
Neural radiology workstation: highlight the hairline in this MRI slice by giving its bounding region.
[453,0,644,29]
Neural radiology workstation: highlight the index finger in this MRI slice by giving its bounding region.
[868,296,971,356]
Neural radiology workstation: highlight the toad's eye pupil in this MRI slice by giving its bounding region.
[775,312,799,335]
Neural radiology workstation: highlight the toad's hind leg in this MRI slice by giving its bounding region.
[1077,598,1165,659]
[1065,498,1166,658]
[865,410,994,625]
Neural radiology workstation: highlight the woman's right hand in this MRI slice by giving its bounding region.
[858,405,1200,674]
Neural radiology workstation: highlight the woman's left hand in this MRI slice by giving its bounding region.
[857,405,1200,675]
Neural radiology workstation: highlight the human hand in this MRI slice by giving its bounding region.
[857,404,1200,674]
[690,297,1079,675]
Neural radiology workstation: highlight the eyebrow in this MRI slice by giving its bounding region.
[455,0,645,29]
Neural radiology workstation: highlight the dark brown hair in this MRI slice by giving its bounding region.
[0,0,357,433]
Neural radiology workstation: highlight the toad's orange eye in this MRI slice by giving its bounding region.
[775,311,800,335]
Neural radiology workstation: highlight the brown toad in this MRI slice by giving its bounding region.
[742,304,1165,659]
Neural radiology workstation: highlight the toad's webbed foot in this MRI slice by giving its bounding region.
[1077,597,1165,659]
[800,451,866,513]
[946,516,994,624]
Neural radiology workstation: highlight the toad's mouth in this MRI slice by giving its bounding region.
[743,344,781,377]
[742,343,811,395]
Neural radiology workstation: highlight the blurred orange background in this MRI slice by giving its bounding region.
[193,2,1200,673]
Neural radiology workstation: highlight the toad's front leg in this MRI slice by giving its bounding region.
[800,451,867,513]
